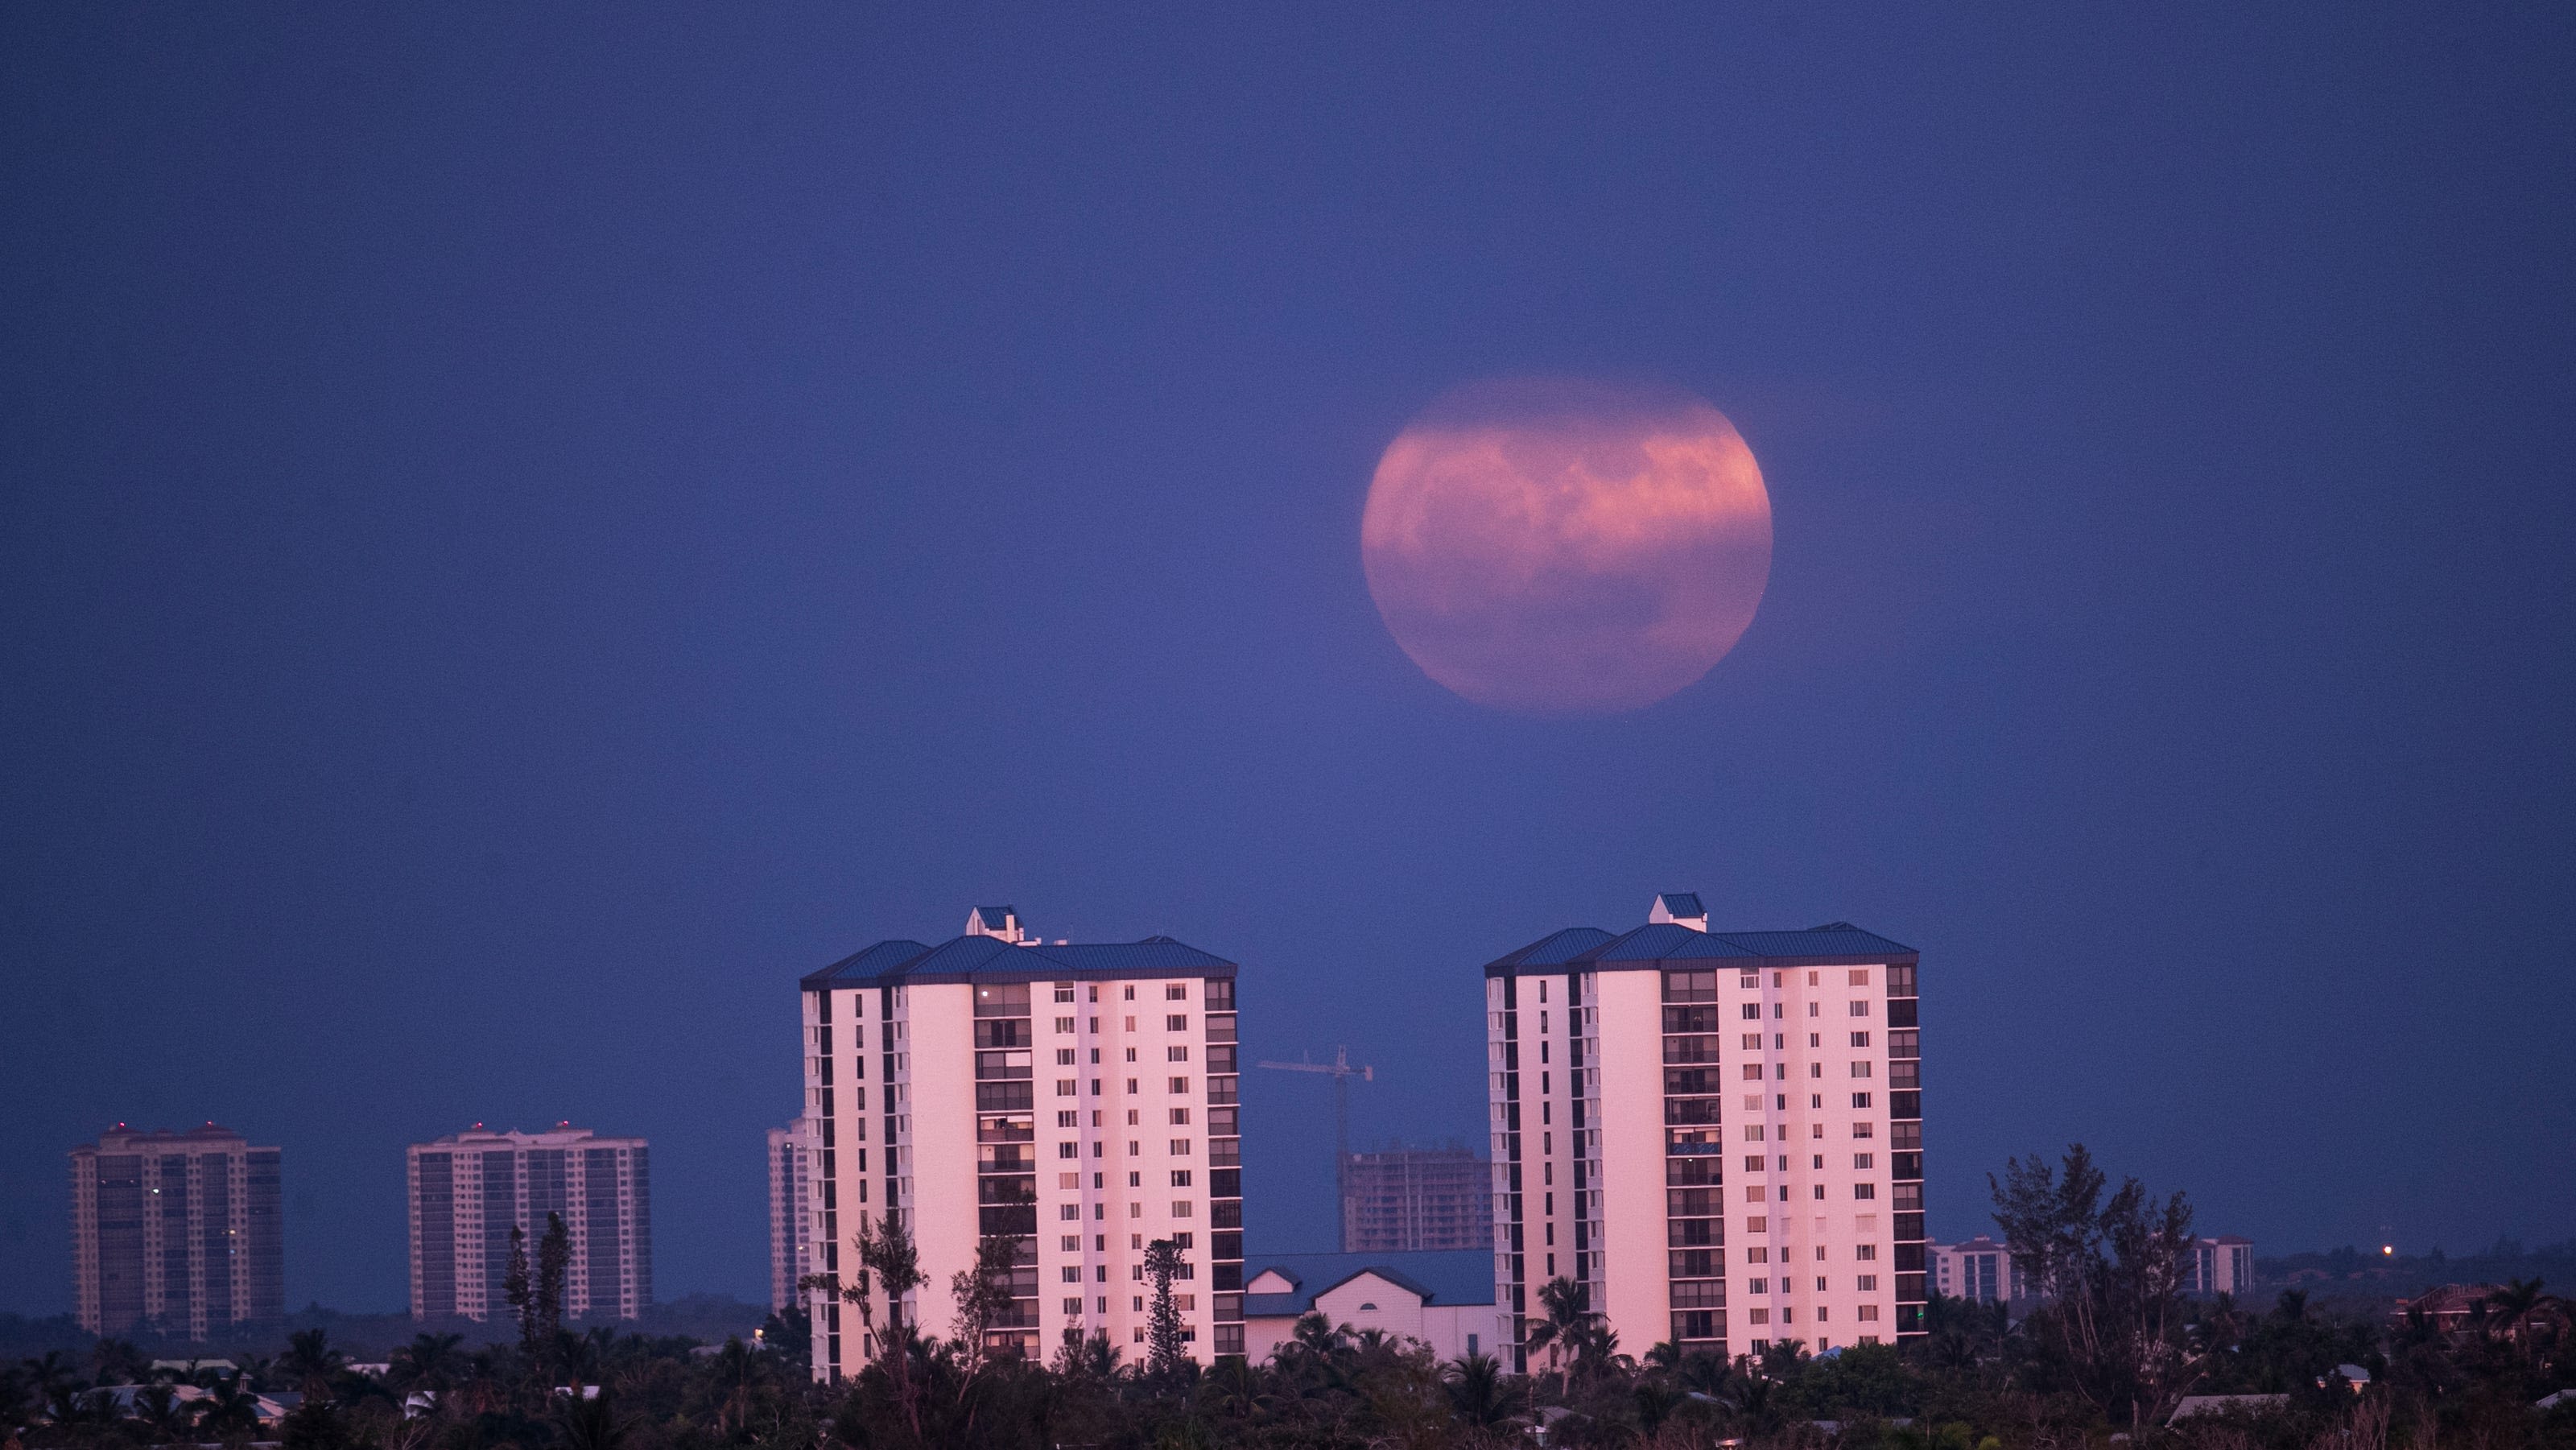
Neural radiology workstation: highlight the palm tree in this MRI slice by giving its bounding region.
[279,1328,347,1401]
[196,1373,264,1437]
[390,1332,464,1394]
[92,1337,150,1386]
[1440,1350,1520,1429]
[21,1352,79,1409]
[560,1385,626,1450]
[1198,1353,1271,1422]
[1522,1276,1598,1402]
[134,1382,201,1442]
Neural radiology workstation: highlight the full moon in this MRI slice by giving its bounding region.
[1360,378,1773,715]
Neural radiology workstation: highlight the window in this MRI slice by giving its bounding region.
[1170,1107,1191,1125]
[1741,1064,1763,1080]
[1057,1111,1078,1128]
[1849,1001,1869,1016]
[1852,1093,1872,1109]
[1167,1046,1189,1062]
[1748,1278,1769,1293]
[1059,1204,1080,1221]
[1856,1245,1877,1261]
[1056,1049,1076,1066]
[1857,1304,1880,1321]
[1738,1033,1760,1050]
[1744,1125,1765,1141]
[1852,1122,1874,1138]
[1852,1061,1872,1078]
[1810,1064,1823,1078]
[1127,1171,1141,1188]
[1126,1077,1139,1093]
[1166,983,1187,1001]
[1060,1266,1081,1283]
[1166,1014,1187,1031]
[1816,1277,1829,1291]
[1855,1184,1876,1200]
[1125,1109,1139,1125]
[1748,1308,1769,1325]
[1850,1031,1871,1047]
[1173,1200,1193,1217]
[1169,1076,1190,1093]
[1741,1004,1761,1020]
[1744,1155,1765,1172]
[1173,1233,1193,1249]
[1807,1032,1820,1047]
[1748,1217,1769,1232]
[1055,1079,1076,1096]
[1124,1047,1137,1063]
[1746,1185,1766,1203]
[1055,1017,1075,1033]
[1123,987,1136,1001]
[1170,1139,1191,1155]
[1812,1154,1824,1170]
[1743,1094,1764,1110]
[1746,1247,1768,1263]
[1059,1142,1078,1159]
[1171,1170,1192,1187]
[1854,1153,1874,1169]
[1063,1296,1082,1315]
[1128,1141,1140,1155]
[1857,1274,1877,1291]
[1060,1235,1080,1251]
[1848,969,1871,986]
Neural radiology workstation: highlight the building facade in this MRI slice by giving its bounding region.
[1343,1143,1494,1253]
[769,1122,816,1312]
[68,1125,283,1337]
[406,1126,651,1321]
[2185,1236,2256,1297]
[1930,1236,2027,1304]
[1484,894,1926,1367]
[797,906,1245,1381]
[1241,1250,1509,1362]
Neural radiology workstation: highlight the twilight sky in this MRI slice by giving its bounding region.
[2,5,2571,1316]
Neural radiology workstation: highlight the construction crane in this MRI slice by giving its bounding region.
[1256,1047,1374,1250]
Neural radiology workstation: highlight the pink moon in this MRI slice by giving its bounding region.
[1360,379,1773,716]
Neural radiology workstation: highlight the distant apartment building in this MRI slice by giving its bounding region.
[797,906,1245,1381]
[68,1124,283,1336]
[406,1126,651,1321]
[1344,1143,1493,1253]
[768,1121,815,1313]
[1486,894,1926,1368]
[1930,1236,2027,1303]
[2186,1235,2256,1296]
[1930,1233,2251,1304]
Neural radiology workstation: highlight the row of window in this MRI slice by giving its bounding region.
[1736,1061,1879,1080]
[1049,1013,1203,1034]
[1742,1274,1880,1292]
[1745,1154,1876,1171]
[1054,1200,1199,1220]
[1052,1045,1196,1064]
[1050,1076,1212,1096]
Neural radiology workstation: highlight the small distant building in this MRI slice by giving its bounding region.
[406,1125,651,1321]
[68,1124,284,1336]
[767,1121,815,1312]
[1241,1250,1508,1362]
[1929,1236,2028,1304]
[2185,1235,2256,1296]
[2395,1283,2505,1332]
[1343,1142,1492,1254]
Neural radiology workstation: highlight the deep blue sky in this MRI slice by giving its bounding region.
[4,5,2571,1316]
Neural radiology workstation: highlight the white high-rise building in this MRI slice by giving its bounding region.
[797,906,1245,1381]
[406,1126,651,1321]
[1484,895,1926,1365]
[768,1122,815,1312]
[68,1124,283,1337]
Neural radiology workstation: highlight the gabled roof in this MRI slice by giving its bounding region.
[1487,920,1916,976]
[801,932,1235,989]
[1237,1250,1495,1318]
[1653,891,1706,919]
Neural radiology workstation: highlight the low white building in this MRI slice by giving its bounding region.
[1241,1250,1509,1363]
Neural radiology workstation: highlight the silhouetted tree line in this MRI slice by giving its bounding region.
[6,1147,2570,1450]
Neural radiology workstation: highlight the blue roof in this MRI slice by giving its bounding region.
[801,932,1236,989]
[1655,892,1706,918]
[1484,927,1616,969]
[1240,1250,1496,1318]
[1488,919,1915,975]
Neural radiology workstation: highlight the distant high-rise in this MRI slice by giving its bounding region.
[798,906,1246,1380]
[68,1124,283,1337]
[407,1126,651,1322]
[768,1121,815,1313]
[1485,895,1927,1367]
[1343,1143,1493,1253]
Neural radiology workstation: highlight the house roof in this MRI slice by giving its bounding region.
[1239,1250,1495,1319]
[1486,920,1917,976]
[800,932,1235,989]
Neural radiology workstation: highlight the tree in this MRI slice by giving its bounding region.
[1441,1350,1521,1428]
[504,1223,537,1357]
[537,1212,572,1347]
[950,1235,1026,1378]
[91,1337,149,1386]
[1990,1142,2201,1429]
[279,1328,347,1401]
[1523,1276,1599,1401]
[1143,1237,1187,1377]
[851,1212,931,1441]
[560,1384,627,1450]
[389,1332,464,1393]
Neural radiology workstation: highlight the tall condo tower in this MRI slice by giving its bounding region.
[768,1121,816,1312]
[68,1124,283,1336]
[797,906,1245,1381]
[406,1126,652,1321]
[1484,895,1925,1367]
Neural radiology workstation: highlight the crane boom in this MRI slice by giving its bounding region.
[1254,1047,1375,1250]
